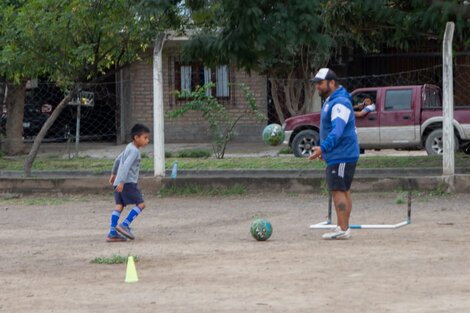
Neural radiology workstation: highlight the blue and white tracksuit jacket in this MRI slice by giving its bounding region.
[319,86,360,166]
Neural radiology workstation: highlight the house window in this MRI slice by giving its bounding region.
[204,67,212,97]
[216,65,229,97]
[175,63,230,99]
[180,65,192,94]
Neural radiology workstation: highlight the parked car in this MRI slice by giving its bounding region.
[283,84,470,156]
[0,102,71,141]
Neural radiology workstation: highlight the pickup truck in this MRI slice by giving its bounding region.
[283,84,470,157]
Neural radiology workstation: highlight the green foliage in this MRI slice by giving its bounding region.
[320,180,329,196]
[160,183,246,197]
[0,0,186,86]
[395,186,450,205]
[141,152,150,159]
[185,0,470,72]
[0,1,150,85]
[167,83,266,159]
[428,185,450,197]
[182,0,470,123]
[177,149,211,158]
[323,0,470,51]
[395,194,405,205]
[278,147,293,155]
[0,0,185,175]
[180,1,330,123]
[2,153,470,171]
[184,0,330,77]
[0,194,88,205]
[91,255,140,265]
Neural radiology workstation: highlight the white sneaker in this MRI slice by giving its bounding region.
[322,226,351,240]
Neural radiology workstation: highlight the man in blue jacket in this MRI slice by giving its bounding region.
[309,68,360,240]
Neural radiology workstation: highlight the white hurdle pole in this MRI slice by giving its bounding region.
[310,187,412,230]
[310,220,410,230]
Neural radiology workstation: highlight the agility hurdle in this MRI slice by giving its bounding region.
[310,191,411,230]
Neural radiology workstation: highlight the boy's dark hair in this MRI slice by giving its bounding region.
[131,123,150,139]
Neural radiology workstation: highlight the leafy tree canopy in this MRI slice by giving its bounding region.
[183,0,470,77]
[0,0,183,86]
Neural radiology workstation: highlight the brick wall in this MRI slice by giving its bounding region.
[122,45,267,143]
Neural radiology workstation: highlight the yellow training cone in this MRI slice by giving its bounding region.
[125,256,139,283]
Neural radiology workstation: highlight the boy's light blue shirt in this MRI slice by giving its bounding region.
[112,143,141,186]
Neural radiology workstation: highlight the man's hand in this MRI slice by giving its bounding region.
[109,175,116,185]
[308,146,323,160]
[115,183,124,193]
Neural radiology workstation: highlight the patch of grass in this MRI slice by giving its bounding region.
[395,194,406,204]
[0,156,115,172]
[428,185,450,197]
[1,194,89,205]
[1,153,470,171]
[395,185,450,205]
[278,147,293,154]
[320,180,329,196]
[176,149,211,158]
[0,193,21,200]
[160,183,246,197]
[286,192,299,198]
[91,255,140,265]
[2,197,68,206]
[142,151,175,159]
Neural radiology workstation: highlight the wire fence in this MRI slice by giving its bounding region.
[267,64,470,124]
[1,64,469,157]
[1,79,118,156]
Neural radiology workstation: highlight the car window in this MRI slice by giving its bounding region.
[352,91,378,109]
[423,86,442,109]
[384,89,413,111]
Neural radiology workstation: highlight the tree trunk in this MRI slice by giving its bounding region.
[2,81,26,155]
[303,81,320,113]
[269,80,286,124]
[312,90,322,112]
[24,86,77,176]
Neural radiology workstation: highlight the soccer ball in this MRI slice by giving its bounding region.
[262,123,285,146]
[250,219,273,241]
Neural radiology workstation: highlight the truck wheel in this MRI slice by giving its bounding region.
[424,129,458,156]
[292,129,320,157]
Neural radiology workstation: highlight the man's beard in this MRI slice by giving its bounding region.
[318,85,331,98]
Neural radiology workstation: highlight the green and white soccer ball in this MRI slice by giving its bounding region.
[250,218,273,241]
[262,123,285,146]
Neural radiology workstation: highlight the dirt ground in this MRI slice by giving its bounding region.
[1,192,469,313]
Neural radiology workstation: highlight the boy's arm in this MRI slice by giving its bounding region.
[114,149,139,186]
[111,153,123,175]
[109,153,122,185]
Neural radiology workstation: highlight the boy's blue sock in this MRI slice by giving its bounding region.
[122,206,142,227]
[109,210,121,236]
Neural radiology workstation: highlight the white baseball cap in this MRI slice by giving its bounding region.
[311,68,338,83]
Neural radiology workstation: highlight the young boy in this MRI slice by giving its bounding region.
[106,123,150,242]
